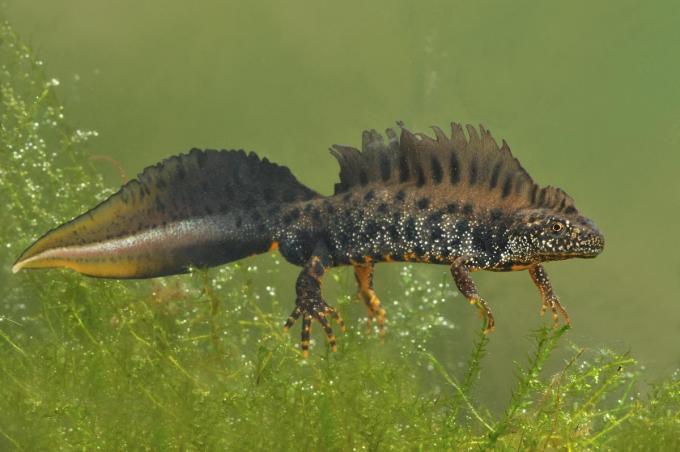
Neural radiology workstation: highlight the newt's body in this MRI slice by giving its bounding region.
[13,122,605,356]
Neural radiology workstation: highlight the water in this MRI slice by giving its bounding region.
[4,0,680,409]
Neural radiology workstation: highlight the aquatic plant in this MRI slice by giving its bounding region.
[1,20,678,451]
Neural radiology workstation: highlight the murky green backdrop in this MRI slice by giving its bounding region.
[4,0,679,406]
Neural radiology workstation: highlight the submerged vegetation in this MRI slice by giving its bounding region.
[1,21,678,451]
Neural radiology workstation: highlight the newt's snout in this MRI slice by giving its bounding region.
[575,220,604,258]
[580,232,604,258]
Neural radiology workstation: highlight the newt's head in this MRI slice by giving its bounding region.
[507,208,605,264]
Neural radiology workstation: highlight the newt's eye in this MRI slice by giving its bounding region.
[550,222,565,234]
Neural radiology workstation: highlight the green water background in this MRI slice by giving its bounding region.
[4,0,679,407]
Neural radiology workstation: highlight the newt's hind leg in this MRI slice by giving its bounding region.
[283,241,345,357]
[450,256,495,333]
[528,264,570,328]
[353,263,387,337]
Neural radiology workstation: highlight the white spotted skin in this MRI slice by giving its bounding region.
[272,188,513,269]
[272,187,604,271]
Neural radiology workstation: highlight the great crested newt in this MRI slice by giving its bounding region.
[13,122,605,356]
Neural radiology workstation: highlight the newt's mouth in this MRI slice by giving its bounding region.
[583,232,605,257]
[542,233,605,260]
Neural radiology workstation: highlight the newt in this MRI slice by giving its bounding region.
[12,122,605,356]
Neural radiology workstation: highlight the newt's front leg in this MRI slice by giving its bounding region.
[528,264,570,327]
[450,256,495,333]
[353,263,387,337]
[283,241,345,357]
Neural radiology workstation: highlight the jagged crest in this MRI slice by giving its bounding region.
[330,122,577,213]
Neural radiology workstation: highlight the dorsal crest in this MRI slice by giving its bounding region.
[330,122,577,213]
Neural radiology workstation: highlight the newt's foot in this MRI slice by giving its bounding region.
[469,296,495,333]
[283,296,346,358]
[357,289,387,338]
[539,295,571,328]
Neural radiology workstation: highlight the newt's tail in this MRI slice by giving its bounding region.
[13,149,318,278]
